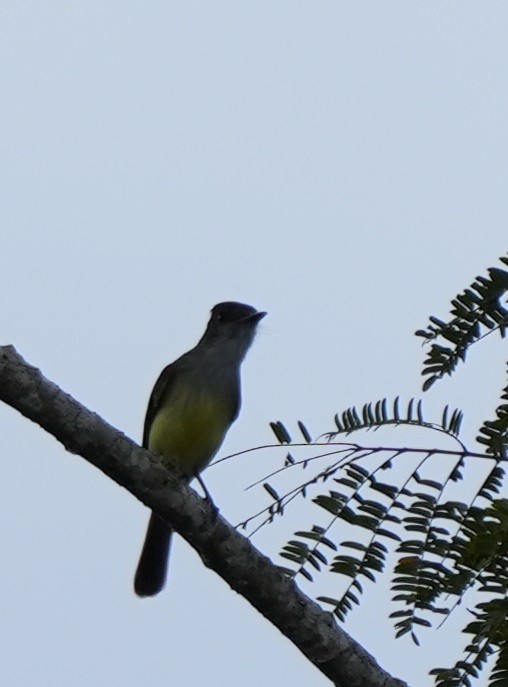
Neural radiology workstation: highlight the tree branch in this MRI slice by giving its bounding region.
[0,345,408,687]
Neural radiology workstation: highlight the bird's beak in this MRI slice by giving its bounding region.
[244,310,267,324]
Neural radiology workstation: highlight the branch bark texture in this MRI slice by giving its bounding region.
[0,345,409,687]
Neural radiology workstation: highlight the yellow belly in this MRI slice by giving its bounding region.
[147,391,230,477]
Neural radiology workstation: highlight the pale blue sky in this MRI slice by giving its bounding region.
[1,4,507,686]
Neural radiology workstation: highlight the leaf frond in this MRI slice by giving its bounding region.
[417,255,508,389]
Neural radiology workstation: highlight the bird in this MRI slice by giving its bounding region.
[134,301,266,596]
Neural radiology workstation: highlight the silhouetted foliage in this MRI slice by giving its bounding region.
[244,255,508,687]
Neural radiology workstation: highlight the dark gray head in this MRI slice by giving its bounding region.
[198,302,266,358]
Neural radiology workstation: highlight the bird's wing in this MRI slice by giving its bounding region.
[142,361,180,449]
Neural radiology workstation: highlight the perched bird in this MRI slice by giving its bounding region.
[134,301,266,597]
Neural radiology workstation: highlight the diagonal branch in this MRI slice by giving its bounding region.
[0,345,408,687]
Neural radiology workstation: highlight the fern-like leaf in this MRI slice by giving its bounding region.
[328,398,463,440]
[476,368,508,459]
[417,255,508,390]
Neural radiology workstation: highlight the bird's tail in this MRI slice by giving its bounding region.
[134,513,173,597]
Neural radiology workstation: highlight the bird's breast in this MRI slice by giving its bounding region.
[147,387,235,477]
